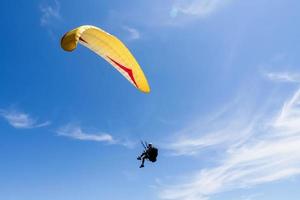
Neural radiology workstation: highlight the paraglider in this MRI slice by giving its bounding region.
[61,25,150,93]
[137,141,158,168]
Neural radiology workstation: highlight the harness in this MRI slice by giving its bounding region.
[147,147,158,162]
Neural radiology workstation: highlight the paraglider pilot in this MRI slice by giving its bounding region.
[137,142,158,168]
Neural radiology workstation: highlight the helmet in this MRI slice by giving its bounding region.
[148,143,153,148]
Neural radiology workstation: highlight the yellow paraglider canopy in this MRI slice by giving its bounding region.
[61,25,150,93]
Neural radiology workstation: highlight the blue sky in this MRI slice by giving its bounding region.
[1,0,300,200]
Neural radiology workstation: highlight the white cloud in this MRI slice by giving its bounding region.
[0,110,50,129]
[39,0,61,26]
[273,89,300,134]
[165,122,254,156]
[57,124,115,143]
[105,0,233,30]
[164,99,258,156]
[123,26,141,41]
[171,0,231,18]
[240,193,262,200]
[266,72,300,83]
[160,87,300,200]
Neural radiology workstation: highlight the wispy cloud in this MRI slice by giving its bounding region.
[170,0,232,19]
[0,109,50,129]
[164,99,258,156]
[123,26,141,41]
[266,72,300,83]
[165,122,253,156]
[105,0,233,30]
[57,124,115,143]
[56,124,138,148]
[240,193,263,200]
[39,0,61,26]
[160,87,300,200]
[273,89,300,134]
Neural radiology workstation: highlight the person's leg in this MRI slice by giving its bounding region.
[137,152,146,160]
[140,155,149,168]
[140,157,145,168]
